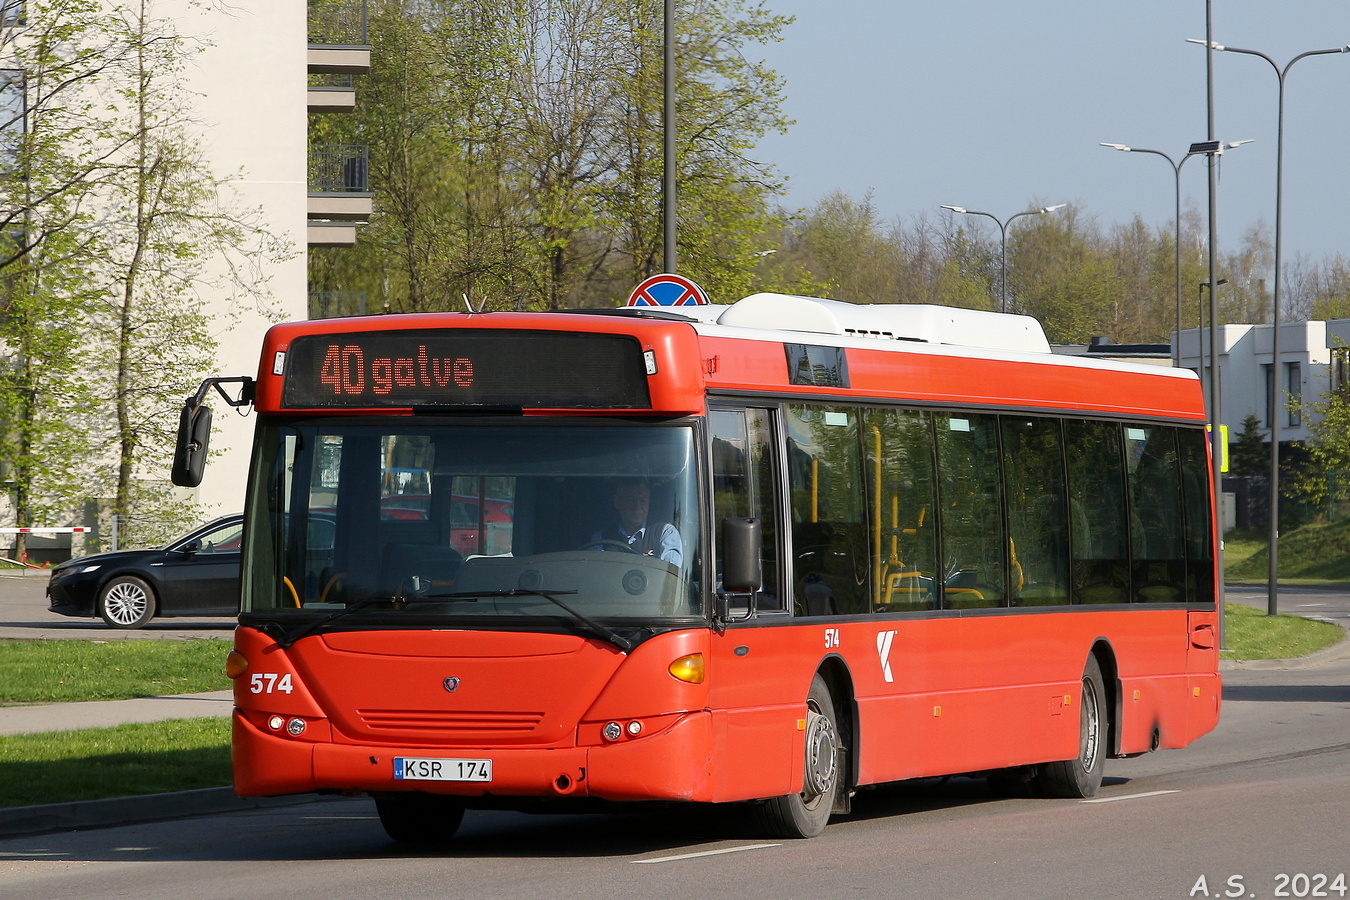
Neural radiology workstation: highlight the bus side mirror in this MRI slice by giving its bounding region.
[721,517,762,593]
[171,400,212,487]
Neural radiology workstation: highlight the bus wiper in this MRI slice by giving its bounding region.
[439,589,633,653]
[275,594,478,649]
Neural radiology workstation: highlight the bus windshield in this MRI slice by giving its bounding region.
[242,420,702,629]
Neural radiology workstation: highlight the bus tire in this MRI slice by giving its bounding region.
[1036,655,1106,799]
[98,576,156,629]
[751,674,841,839]
[374,793,466,845]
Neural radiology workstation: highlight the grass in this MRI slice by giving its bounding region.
[1222,601,1345,660]
[1222,535,1264,571]
[0,718,230,808]
[0,639,230,704]
[1226,518,1350,582]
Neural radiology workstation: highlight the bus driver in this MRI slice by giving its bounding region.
[589,479,682,565]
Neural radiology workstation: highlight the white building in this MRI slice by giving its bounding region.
[2,1,371,554]
[178,0,371,517]
[1176,320,1350,445]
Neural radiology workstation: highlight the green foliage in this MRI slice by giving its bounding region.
[1292,389,1350,511]
[311,0,792,312]
[1,1,290,543]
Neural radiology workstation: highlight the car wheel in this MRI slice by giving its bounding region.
[99,576,157,628]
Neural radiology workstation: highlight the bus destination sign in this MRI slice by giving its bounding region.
[281,329,652,410]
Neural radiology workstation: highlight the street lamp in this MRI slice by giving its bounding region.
[1197,279,1229,415]
[1100,141,1253,366]
[939,204,1067,313]
[1191,38,1350,616]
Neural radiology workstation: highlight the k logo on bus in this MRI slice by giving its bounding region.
[877,631,898,683]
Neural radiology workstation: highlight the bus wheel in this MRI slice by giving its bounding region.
[98,576,156,629]
[374,793,466,845]
[752,674,841,839]
[1036,655,1106,799]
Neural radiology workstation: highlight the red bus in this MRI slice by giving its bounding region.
[175,290,1220,842]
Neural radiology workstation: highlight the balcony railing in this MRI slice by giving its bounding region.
[309,144,369,193]
[308,0,368,46]
[308,73,355,90]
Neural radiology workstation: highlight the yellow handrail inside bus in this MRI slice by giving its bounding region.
[282,576,301,608]
[872,426,882,610]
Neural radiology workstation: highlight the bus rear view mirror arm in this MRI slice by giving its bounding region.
[170,376,255,488]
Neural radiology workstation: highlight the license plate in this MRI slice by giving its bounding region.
[393,757,492,782]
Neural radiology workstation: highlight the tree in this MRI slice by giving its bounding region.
[1292,388,1350,519]
[1,1,289,551]
[1008,206,1122,344]
[0,0,137,556]
[84,0,288,543]
[312,0,793,312]
[1229,413,1267,478]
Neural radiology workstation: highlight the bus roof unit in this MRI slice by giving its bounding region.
[674,293,1052,354]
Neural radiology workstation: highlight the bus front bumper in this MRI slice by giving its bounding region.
[232,708,716,804]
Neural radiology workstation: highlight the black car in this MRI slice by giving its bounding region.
[47,515,243,628]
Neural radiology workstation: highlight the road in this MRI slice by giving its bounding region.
[0,572,233,641]
[1,645,1347,899]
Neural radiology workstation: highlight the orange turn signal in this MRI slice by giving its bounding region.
[225,650,249,679]
[668,653,705,684]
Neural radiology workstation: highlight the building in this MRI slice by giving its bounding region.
[1,1,371,555]
[1175,320,1350,446]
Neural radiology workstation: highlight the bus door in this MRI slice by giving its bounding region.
[707,405,799,801]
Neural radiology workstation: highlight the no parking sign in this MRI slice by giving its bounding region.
[626,273,710,307]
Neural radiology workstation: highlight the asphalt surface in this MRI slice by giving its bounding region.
[1,569,1346,838]
[0,569,235,641]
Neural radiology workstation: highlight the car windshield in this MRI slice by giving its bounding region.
[242,419,702,629]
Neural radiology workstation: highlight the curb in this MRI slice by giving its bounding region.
[0,787,326,838]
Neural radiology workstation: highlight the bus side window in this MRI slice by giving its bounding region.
[864,408,938,611]
[785,404,869,616]
[1065,420,1131,604]
[710,408,780,610]
[1126,426,1186,602]
[1002,417,1070,606]
[1178,428,1215,604]
[934,413,1005,608]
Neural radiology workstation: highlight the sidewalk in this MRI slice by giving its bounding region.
[0,689,233,736]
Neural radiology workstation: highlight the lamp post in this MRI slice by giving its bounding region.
[1190,38,1350,616]
[940,204,1066,313]
[1197,279,1229,419]
[662,0,676,273]
[1100,141,1252,366]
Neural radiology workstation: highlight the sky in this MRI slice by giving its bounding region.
[751,1,1350,270]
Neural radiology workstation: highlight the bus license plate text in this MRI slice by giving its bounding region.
[394,757,492,782]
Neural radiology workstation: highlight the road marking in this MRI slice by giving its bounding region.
[1082,790,1180,804]
[633,843,781,864]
